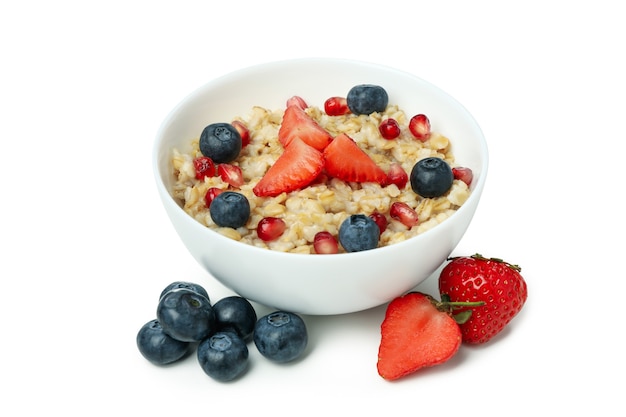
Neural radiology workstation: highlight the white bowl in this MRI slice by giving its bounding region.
[153,58,488,315]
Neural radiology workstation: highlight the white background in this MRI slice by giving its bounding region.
[2,1,624,415]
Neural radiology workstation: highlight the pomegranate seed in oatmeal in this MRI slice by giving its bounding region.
[204,187,223,208]
[379,118,401,140]
[409,114,431,141]
[390,202,419,228]
[257,217,286,242]
[313,231,339,254]
[193,156,216,180]
[218,164,244,188]
[324,97,351,116]
[452,167,474,186]
[385,163,408,189]
[369,212,388,234]
[231,120,250,148]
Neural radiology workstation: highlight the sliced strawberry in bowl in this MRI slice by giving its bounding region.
[278,105,333,151]
[323,133,387,184]
[253,137,325,197]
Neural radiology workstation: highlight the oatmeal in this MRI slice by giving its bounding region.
[171,102,471,254]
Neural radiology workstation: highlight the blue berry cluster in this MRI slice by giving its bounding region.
[137,281,308,382]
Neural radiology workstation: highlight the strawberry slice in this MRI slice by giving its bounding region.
[278,105,333,151]
[253,137,325,197]
[323,133,387,184]
[377,292,462,380]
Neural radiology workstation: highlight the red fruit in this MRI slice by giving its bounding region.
[377,292,462,380]
[217,163,244,188]
[369,211,388,234]
[253,137,325,197]
[204,187,223,207]
[385,163,408,189]
[390,202,418,228]
[323,133,387,184]
[439,254,528,344]
[231,120,250,148]
[324,96,351,116]
[278,105,333,151]
[193,156,216,180]
[286,95,308,110]
[257,217,286,242]
[452,167,473,186]
[379,118,401,140]
[313,231,338,254]
[409,114,431,141]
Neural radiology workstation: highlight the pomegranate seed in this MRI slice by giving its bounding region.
[379,118,401,140]
[257,217,286,242]
[193,156,215,180]
[231,120,250,148]
[324,97,351,116]
[390,202,419,228]
[217,164,244,188]
[286,96,308,110]
[452,167,474,186]
[204,187,223,207]
[369,212,388,234]
[313,231,339,254]
[409,114,431,141]
[385,163,408,189]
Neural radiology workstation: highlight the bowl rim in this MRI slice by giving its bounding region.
[152,57,489,260]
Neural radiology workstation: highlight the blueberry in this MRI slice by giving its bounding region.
[199,122,242,163]
[346,84,389,115]
[213,296,257,342]
[197,331,249,382]
[409,157,454,198]
[209,191,250,229]
[136,319,191,365]
[253,311,307,363]
[338,214,380,252]
[159,281,210,303]
[156,288,216,342]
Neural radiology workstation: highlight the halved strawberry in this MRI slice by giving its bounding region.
[377,292,462,380]
[278,105,333,151]
[286,95,308,110]
[323,133,387,184]
[253,137,325,197]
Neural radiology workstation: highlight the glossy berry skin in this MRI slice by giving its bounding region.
[379,118,401,139]
[209,191,250,229]
[346,84,388,115]
[338,214,380,252]
[313,231,338,254]
[410,157,454,198]
[212,296,257,341]
[136,319,191,365]
[199,122,242,164]
[439,254,528,344]
[254,311,308,363]
[324,96,350,116]
[159,281,210,303]
[256,217,286,242]
[197,331,249,382]
[193,156,215,180]
[156,288,216,342]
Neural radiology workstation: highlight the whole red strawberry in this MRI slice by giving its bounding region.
[439,254,528,344]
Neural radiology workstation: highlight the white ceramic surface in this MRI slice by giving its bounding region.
[153,58,488,315]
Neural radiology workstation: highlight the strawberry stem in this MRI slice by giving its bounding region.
[436,294,485,324]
